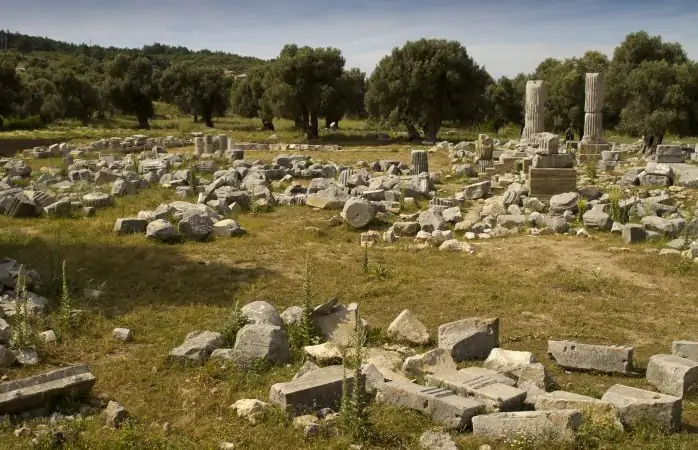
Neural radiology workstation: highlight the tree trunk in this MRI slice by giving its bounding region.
[404,122,420,142]
[193,115,199,123]
[262,119,275,131]
[325,117,332,129]
[309,112,319,138]
[136,112,150,129]
[203,113,214,128]
[424,121,438,143]
[294,114,306,130]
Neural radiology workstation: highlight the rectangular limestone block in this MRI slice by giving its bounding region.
[656,145,686,163]
[646,354,698,397]
[672,340,698,362]
[376,380,485,430]
[531,154,574,169]
[269,365,351,415]
[472,410,581,443]
[601,384,682,431]
[534,391,618,418]
[527,168,577,198]
[547,340,633,374]
[426,369,525,411]
[0,365,96,414]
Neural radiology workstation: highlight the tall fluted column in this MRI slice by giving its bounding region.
[582,73,604,143]
[521,80,546,141]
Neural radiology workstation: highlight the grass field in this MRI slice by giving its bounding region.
[2,122,698,449]
[3,105,698,147]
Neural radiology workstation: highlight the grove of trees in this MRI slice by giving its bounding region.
[1,29,698,144]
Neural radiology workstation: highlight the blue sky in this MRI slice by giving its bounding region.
[3,0,698,78]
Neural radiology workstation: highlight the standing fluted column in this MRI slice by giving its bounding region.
[411,150,429,175]
[582,73,604,143]
[521,80,546,141]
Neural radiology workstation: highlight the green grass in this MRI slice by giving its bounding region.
[2,130,698,448]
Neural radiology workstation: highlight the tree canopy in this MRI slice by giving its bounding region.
[365,38,490,141]
[2,29,698,142]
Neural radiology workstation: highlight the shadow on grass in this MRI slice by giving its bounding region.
[0,234,277,316]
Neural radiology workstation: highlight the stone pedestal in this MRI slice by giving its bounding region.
[217,135,228,153]
[527,168,577,200]
[521,81,546,141]
[577,142,611,163]
[411,150,429,175]
[204,135,214,154]
[194,137,204,156]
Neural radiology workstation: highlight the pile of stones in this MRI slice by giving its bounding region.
[173,298,697,445]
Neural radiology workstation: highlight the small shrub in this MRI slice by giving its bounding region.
[373,263,389,279]
[59,260,77,334]
[221,300,248,347]
[288,253,320,350]
[340,317,372,441]
[361,246,369,274]
[608,187,626,224]
[11,266,36,350]
[576,198,588,226]
[0,115,45,131]
[584,159,598,181]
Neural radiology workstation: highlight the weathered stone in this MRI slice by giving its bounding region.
[270,365,352,415]
[230,398,269,424]
[241,301,282,326]
[601,384,682,431]
[376,380,485,430]
[168,331,224,365]
[656,145,685,163]
[427,370,526,411]
[583,209,612,230]
[146,219,177,242]
[534,391,621,429]
[212,219,245,237]
[232,324,290,367]
[462,181,491,200]
[622,224,646,244]
[547,340,633,374]
[114,218,147,235]
[393,221,421,236]
[105,401,128,428]
[549,192,579,213]
[341,197,376,228]
[178,211,214,241]
[0,365,96,414]
[387,309,430,345]
[646,354,698,397]
[438,318,499,362]
[472,410,581,443]
[672,340,698,362]
[419,430,458,450]
[303,342,342,365]
[112,328,133,342]
[402,348,456,376]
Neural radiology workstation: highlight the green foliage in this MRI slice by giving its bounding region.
[0,57,23,117]
[584,159,598,181]
[608,187,627,224]
[11,266,36,350]
[103,54,160,129]
[263,44,349,137]
[340,317,372,441]
[362,246,369,274]
[484,73,528,132]
[160,64,232,127]
[59,260,77,334]
[221,300,248,347]
[576,198,589,226]
[0,114,44,130]
[366,38,490,141]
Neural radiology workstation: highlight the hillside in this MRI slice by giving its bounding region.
[0,29,266,74]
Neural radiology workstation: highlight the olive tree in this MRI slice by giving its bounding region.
[365,38,490,141]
